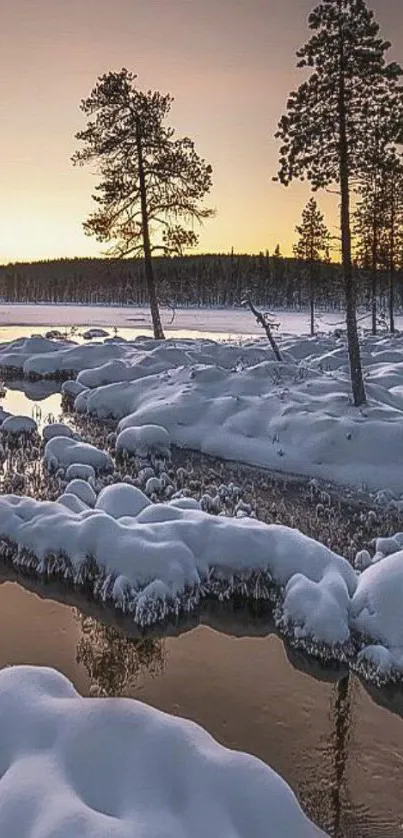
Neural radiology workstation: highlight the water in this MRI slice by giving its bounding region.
[0,326,403,836]
[2,379,63,428]
[0,574,402,837]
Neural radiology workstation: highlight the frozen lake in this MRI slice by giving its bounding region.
[0,303,399,338]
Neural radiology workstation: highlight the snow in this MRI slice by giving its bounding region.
[43,422,74,442]
[95,484,151,518]
[1,415,37,435]
[1,302,403,337]
[70,333,403,493]
[282,569,351,646]
[83,327,110,339]
[0,666,325,838]
[62,379,88,398]
[65,463,96,482]
[0,488,356,642]
[44,436,113,472]
[4,330,403,491]
[64,479,97,508]
[351,549,403,679]
[116,424,171,458]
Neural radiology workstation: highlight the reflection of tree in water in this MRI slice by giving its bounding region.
[330,675,352,837]
[296,674,355,837]
[76,615,165,697]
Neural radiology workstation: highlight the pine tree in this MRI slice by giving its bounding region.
[353,132,385,336]
[276,0,403,406]
[293,198,330,335]
[73,69,213,339]
[378,153,403,333]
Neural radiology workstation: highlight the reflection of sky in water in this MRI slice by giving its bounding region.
[0,325,253,344]
[2,381,63,429]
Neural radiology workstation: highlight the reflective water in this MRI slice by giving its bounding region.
[2,379,63,428]
[0,323,257,343]
[0,575,402,838]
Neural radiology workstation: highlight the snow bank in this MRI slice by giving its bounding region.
[73,333,403,494]
[3,332,403,491]
[0,334,73,375]
[44,437,113,472]
[0,488,356,643]
[0,666,325,838]
[116,424,171,458]
[65,463,96,482]
[1,415,37,435]
[64,479,97,507]
[43,422,74,441]
[351,549,403,682]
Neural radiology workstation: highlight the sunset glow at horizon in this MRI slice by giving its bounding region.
[1,0,402,264]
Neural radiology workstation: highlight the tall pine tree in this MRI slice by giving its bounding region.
[276,0,403,406]
[73,69,213,339]
[294,198,330,335]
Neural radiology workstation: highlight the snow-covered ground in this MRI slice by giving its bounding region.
[0,302,402,336]
[0,666,325,838]
[2,330,403,493]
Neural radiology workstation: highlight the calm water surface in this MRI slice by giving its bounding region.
[0,331,402,837]
[0,577,402,838]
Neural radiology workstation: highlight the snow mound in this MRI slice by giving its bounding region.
[351,550,403,680]
[282,569,351,648]
[83,328,109,339]
[0,666,325,838]
[62,379,88,398]
[44,437,113,472]
[43,422,74,442]
[65,463,96,482]
[58,493,89,514]
[95,484,151,518]
[0,335,73,374]
[0,490,356,643]
[116,424,171,458]
[1,415,37,435]
[64,479,97,508]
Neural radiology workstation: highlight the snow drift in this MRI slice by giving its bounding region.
[0,488,356,645]
[0,666,325,838]
[3,332,403,491]
[351,540,403,683]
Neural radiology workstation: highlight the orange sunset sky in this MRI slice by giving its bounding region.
[1,0,402,263]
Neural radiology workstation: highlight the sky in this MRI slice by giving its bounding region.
[1,0,402,263]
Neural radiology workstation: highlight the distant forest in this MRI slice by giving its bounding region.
[0,253,401,314]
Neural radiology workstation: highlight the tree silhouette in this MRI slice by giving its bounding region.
[73,69,214,339]
[76,614,165,697]
[294,198,330,335]
[379,153,403,333]
[276,0,403,405]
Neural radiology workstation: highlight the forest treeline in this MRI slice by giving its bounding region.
[1,254,402,314]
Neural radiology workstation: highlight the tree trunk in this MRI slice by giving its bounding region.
[371,212,377,336]
[136,125,165,340]
[309,262,315,337]
[389,181,396,334]
[331,675,351,838]
[338,33,366,407]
